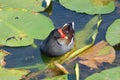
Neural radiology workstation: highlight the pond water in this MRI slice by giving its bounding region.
[1,0,120,80]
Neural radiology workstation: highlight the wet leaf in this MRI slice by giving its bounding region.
[75,15,101,49]
[85,66,120,80]
[75,63,80,80]
[59,0,115,14]
[0,10,54,47]
[15,63,47,71]
[24,67,65,80]
[92,0,112,6]
[78,40,116,69]
[0,67,29,80]
[44,74,68,80]
[106,19,120,46]
[0,0,52,12]
[54,62,69,74]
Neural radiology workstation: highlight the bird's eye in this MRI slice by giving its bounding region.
[64,30,69,34]
[66,30,69,34]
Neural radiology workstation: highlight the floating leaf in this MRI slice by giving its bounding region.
[0,0,52,12]
[75,15,101,49]
[44,74,68,80]
[15,63,47,71]
[75,63,80,80]
[54,62,69,74]
[85,66,120,80]
[106,19,120,46]
[0,10,54,47]
[59,0,115,14]
[24,67,66,80]
[0,67,29,80]
[78,40,116,69]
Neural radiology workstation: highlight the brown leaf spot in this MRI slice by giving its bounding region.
[0,49,10,55]
[91,0,113,6]
[0,59,6,67]
[0,49,10,67]
[79,59,99,69]
[78,40,116,69]
[54,61,69,74]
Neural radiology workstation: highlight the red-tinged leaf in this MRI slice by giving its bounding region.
[94,51,115,64]
[78,40,116,69]
[79,60,99,69]
[59,0,115,14]
[78,41,107,59]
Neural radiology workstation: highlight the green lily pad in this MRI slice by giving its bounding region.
[44,74,68,80]
[59,0,115,15]
[106,19,120,46]
[75,15,101,49]
[0,10,54,47]
[0,0,52,11]
[85,66,120,80]
[0,67,29,80]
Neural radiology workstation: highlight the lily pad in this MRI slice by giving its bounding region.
[0,67,29,80]
[59,0,115,14]
[106,19,120,46]
[85,66,120,80]
[79,41,116,69]
[0,10,54,47]
[44,74,68,80]
[0,0,52,12]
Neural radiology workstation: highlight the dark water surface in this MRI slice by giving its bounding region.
[1,1,120,80]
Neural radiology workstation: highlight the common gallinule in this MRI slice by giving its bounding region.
[40,22,75,57]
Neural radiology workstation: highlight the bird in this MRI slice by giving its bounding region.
[40,22,75,57]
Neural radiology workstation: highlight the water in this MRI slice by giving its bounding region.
[1,0,120,80]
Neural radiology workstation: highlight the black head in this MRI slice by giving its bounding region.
[48,29,61,40]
